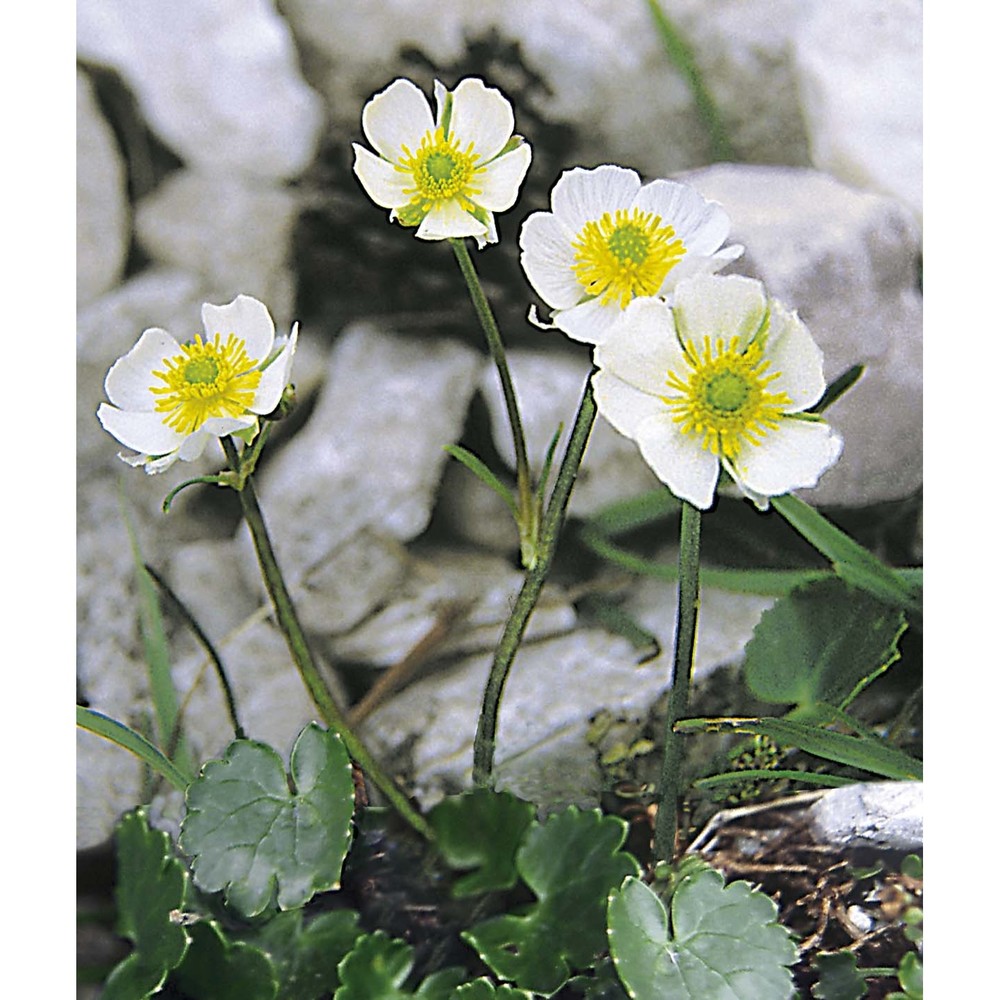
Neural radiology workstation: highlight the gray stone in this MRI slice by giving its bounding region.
[808,781,923,852]
[479,347,661,519]
[77,729,145,850]
[682,164,922,506]
[328,544,576,667]
[240,324,485,635]
[434,458,521,557]
[793,0,922,222]
[77,0,323,181]
[77,70,129,306]
[135,171,300,328]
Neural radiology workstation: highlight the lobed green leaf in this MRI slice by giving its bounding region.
[171,920,278,999]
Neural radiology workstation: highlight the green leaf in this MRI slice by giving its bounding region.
[452,981,535,999]
[76,706,193,790]
[744,578,907,710]
[333,931,466,999]
[464,807,641,995]
[897,952,923,998]
[180,724,355,917]
[245,909,364,1000]
[444,444,519,519]
[608,871,797,1000]
[812,951,867,1000]
[102,809,190,999]
[808,364,865,414]
[677,717,923,781]
[429,788,535,897]
[586,487,680,537]
[171,921,278,999]
[770,495,921,614]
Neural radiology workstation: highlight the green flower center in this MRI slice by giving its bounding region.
[151,333,262,435]
[572,208,687,308]
[397,127,483,223]
[664,335,792,459]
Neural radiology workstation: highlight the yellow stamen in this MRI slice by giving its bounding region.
[572,208,686,308]
[396,127,483,221]
[151,333,262,435]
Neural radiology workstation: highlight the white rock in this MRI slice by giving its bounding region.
[682,164,922,506]
[328,544,576,667]
[479,347,661,518]
[794,0,922,222]
[808,781,923,851]
[77,70,129,306]
[135,171,300,328]
[434,457,521,556]
[77,729,145,850]
[241,324,486,634]
[282,0,810,176]
[77,0,323,181]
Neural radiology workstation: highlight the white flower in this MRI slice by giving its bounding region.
[97,295,297,474]
[592,274,842,510]
[519,164,743,345]
[352,76,532,249]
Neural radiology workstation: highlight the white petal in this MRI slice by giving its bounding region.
[176,429,215,462]
[553,297,625,345]
[362,78,434,162]
[595,297,686,395]
[550,164,641,235]
[732,418,843,499]
[202,295,274,362]
[97,403,186,455]
[475,142,531,211]
[672,274,767,348]
[415,200,487,242]
[634,411,720,509]
[635,181,732,255]
[592,369,667,439]
[473,212,498,249]
[662,243,743,290]
[447,77,515,161]
[352,144,412,209]
[253,324,298,413]
[519,211,581,309]
[104,328,182,410]
[760,301,827,412]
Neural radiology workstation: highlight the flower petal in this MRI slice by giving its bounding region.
[202,295,274,363]
[592,369,667,439]
[447,77,515,161]
[552,297,624,345]
[519,211,581,309]
[634,411,720,509]
[352,144,412,209]
[97,403,185,456]
[475,142,531,211]
[104,328,182,410]
[253,323,298,414]
[550,164,641,236]
[594,297,686,395]
[662,243,744,289]
[672,274,768,348]
[634,180,732,255]
[362,78,434,162]
[416,200,488,242]
[732,417,843,499]
[759,301,827,412]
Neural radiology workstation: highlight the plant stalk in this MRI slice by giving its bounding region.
[654,499,703,862]
[450,238,536,563]
[472,374,597,785]
[221,437,432,839]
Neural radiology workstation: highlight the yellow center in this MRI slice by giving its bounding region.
[151,333,262,435]
[396,127,483,222]
[664,335,791,459]
[571,208,687,308]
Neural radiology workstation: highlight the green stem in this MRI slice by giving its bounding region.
[450,238,535,558]
[654,499,702,862]
[220,437,432,840]
[472,375,597,785]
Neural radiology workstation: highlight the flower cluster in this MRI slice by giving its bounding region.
[352,77,531,249]
[97,295,297,473]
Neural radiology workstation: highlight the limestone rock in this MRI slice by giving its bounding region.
[240,324,486,635]
[77,70,129,306]
[793,0,922,221]
[683,164,922,506]
[77,0,323,180]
